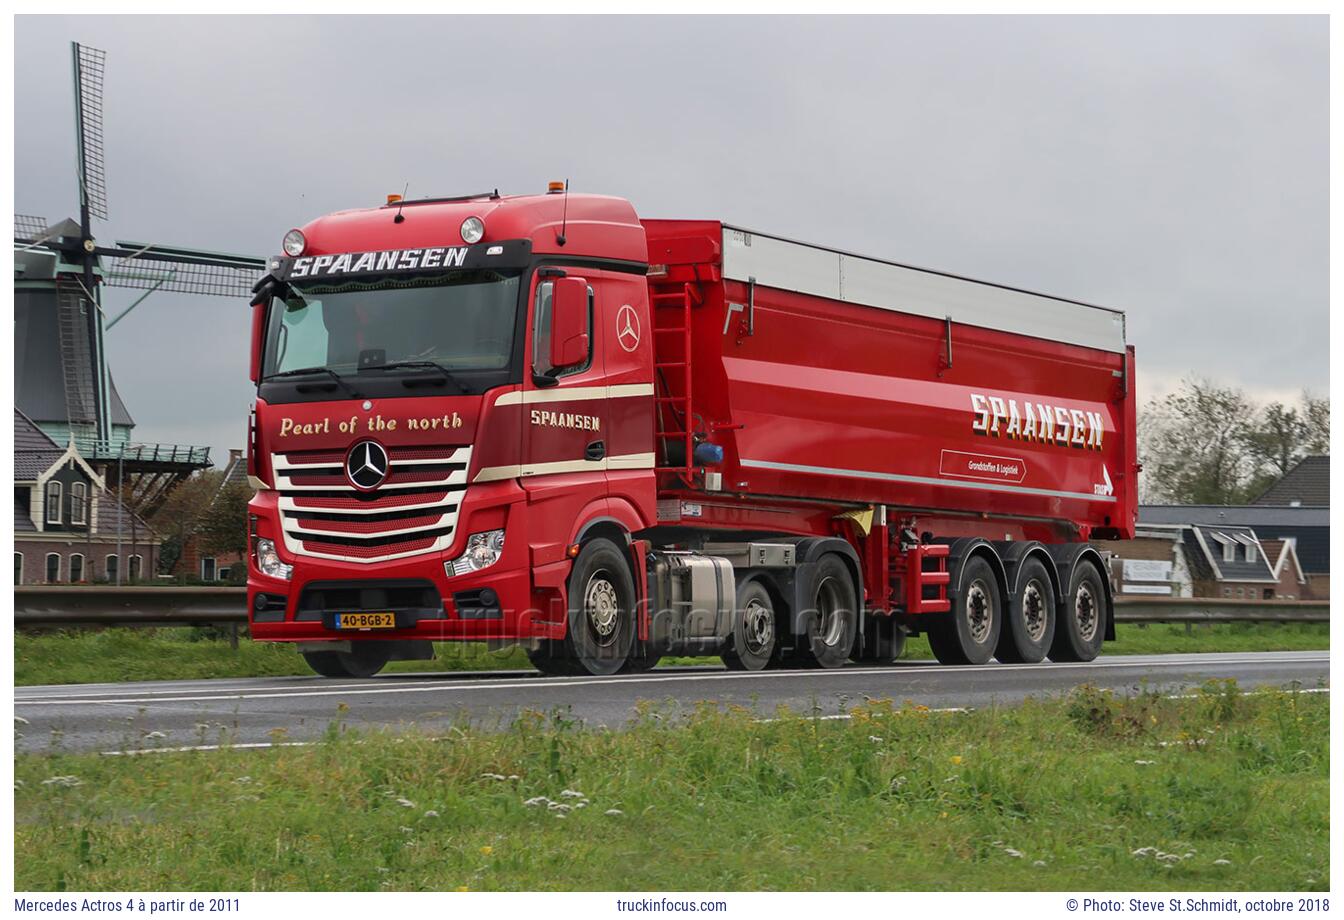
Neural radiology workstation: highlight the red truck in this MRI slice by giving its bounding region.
[245,185,1137,678]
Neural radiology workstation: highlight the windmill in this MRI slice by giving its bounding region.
[14,42,267,514]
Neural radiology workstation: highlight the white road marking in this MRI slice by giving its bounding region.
[16,653,1329,708]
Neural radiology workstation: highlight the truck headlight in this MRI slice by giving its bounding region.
[255,538,293,581]
[446,529,505,577]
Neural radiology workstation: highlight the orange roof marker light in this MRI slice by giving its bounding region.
[386,193,403,204]
[548,181,565,194]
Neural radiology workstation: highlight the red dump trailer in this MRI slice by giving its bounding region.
[245,187,1137,677]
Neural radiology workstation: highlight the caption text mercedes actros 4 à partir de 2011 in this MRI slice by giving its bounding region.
[244,184,1137,678]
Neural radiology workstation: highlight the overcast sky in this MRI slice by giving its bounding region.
[14,15,1328,466]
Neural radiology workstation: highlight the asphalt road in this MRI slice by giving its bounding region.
[14,651,1328,755]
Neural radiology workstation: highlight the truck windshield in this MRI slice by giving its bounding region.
[262,270,520,379]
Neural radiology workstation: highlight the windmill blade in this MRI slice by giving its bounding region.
[103,240,267,298]
[14,214,49,241]
[72,42,109,221]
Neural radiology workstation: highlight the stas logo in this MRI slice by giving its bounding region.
[970,393,1105,451]
[289,246,470,279]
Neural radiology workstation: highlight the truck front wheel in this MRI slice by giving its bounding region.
[564,537,636,676]
[301,644,391,679]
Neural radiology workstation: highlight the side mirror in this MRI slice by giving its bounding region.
[249,301,266,383]
[549,277,590,370]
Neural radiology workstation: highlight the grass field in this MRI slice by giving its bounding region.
[13,683,1327,891]
[14,621,1329,686]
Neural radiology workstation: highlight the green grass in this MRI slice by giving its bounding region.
[15,621,1328,686]
[13,684,1328,891]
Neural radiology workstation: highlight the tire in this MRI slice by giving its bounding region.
[1049,557,1107,663]
[996,556,1056,664]
[563,537,636,676]
[527,639,583,676]
[301,644,391,678]
[722,579,779,671]
[928,554,1002,665]
[854,614,907,665]
[622,643,662,673]
[795,554,859,669]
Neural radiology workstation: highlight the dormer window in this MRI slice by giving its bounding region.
[1222,541,1235,563]
[1245,543,1257,564]
[44,481,62,525]
[71,482,87,525]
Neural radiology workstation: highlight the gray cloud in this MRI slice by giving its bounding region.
[15,15,1327,464]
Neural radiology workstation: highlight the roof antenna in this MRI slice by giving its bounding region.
[394,182,408,223]
[556,179,569,247]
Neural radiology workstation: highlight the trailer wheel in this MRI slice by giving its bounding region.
[722,579,779,671]
[854,615,907,665]
[795,554,858,669]
[996,556,1056,664]
[1049,557,1107,663]
[301,644,391,679]
[622,644,662,673]
[928,554,1002,665]
[564,537,636,676]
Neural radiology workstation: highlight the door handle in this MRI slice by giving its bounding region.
[585,440,606,461]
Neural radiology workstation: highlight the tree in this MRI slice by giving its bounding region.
[1301,389,1330,455]
[1141,379,1330,505]
[149,470,222,575]
[199,481,253,559]
[1141,378,1260,505]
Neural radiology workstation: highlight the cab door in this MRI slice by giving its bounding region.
[519,269,610,550]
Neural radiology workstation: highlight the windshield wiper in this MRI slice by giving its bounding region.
[265,366,361,398]
[359,361,464,392]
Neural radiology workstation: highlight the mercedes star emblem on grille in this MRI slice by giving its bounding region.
[346,440,389,490]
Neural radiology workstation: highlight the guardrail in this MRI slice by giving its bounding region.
[13,586,1330,629]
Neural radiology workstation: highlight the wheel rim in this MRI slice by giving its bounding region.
[1074,581,1098,642]
[584,570,621,647]
[1021,579,1048,643]
[815,576,847,648]
[742,597,774,656]
[966,578,993,644]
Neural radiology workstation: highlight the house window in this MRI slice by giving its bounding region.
[1264,588,1274,600]
[218,566,232,582]
[201,557,217,582]
[1222,541,1236,563]
[1245,543,1257,564]
[14,553,23,586]
[45,553,61,583]
[69,554,85,583]
[129,555,143,582]
[70,482,88,525]
[45,481,62,525]
[1223,587,1232,597]
[105,554,119,582]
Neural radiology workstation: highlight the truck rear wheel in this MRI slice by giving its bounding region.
[722,579,779,671]
[996,556,1056,663]
[928,554,1002,665]
[1049,557,1107,663]
[564,537,636,676]
[301,644,391,679]
[795,554,858,669]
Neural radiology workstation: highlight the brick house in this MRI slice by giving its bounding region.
[1257,538,1309,601]
[174,448,250,582]
[14,408,159,584]
[1094,526,1195,598]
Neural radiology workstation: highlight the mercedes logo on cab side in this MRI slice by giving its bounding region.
[346,440,389,491]
[616,304,641,352]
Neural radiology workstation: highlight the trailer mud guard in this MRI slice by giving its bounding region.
[1046,543,1116,641]
[940,537,1009,609]
[992,540,1063,605]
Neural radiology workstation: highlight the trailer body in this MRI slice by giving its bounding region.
[244,190,1137,675]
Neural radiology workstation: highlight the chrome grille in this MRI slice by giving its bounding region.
[272,445,471,564]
